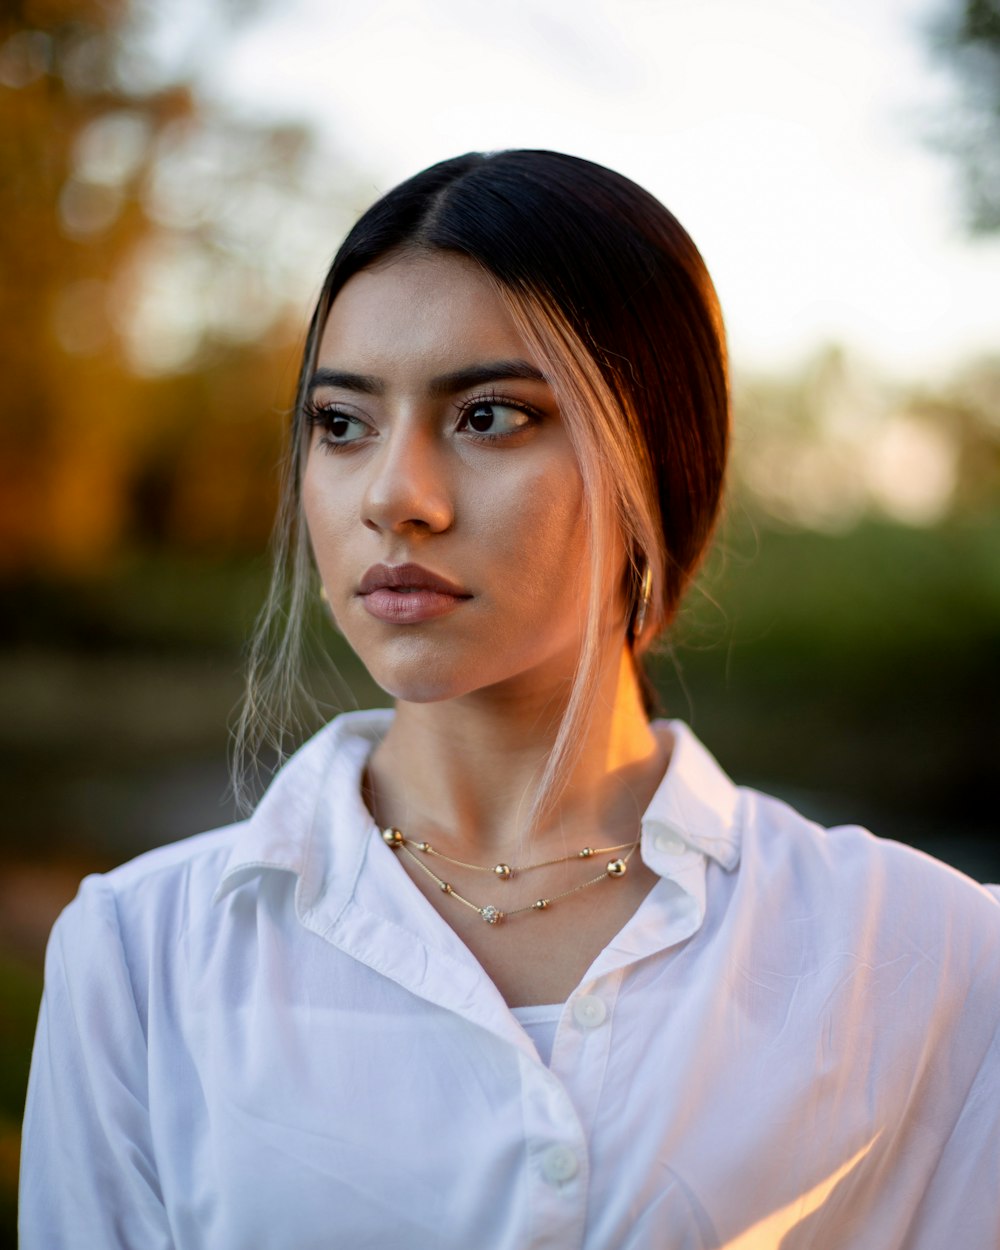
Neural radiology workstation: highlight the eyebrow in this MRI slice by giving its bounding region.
[307,359,548,397]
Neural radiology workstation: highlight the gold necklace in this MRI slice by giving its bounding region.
[381,827,640,925]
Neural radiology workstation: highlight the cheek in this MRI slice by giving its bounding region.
[480,462,590,599]
[301,459,354,565]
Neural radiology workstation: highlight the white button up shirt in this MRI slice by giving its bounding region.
[20,710,1000,1249]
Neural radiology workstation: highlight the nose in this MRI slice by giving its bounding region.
[361,421,454,535]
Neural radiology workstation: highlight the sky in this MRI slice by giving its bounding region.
[183,0,1000,383]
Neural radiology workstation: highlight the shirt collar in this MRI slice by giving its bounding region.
[640,719,742,873]
[213,708,393,908]
[214,710,742,910]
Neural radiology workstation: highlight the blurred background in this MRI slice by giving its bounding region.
[2,0,999,1235]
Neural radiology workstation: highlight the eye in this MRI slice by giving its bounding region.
[457,399,536,439]
[303,401,370,449]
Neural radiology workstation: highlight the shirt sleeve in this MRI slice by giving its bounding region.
[902,1015,1000,1247]
[19,874,173,1250]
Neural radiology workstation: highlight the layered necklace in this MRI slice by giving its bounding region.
[381,826,640,925]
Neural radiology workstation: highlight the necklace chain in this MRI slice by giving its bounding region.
[381,826,640,925]
[397,832,637,879]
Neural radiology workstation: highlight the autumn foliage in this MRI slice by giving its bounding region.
[0,0,360,575]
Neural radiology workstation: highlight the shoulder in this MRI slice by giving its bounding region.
[733,786,1000,1019]
[741,784,999,920]
[656,714,1000,948]
[50,707,394,970]
[92,821,242,897]
[50,823,248,979]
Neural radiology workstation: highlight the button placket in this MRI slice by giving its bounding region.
[543,974,622,1166]
[518,1052,590,1247]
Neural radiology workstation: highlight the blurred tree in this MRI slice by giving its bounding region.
[731,345,1000,530]
[924,0,1000,232]
[0,0,360,574]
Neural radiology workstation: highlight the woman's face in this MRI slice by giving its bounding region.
[301,249,596,704]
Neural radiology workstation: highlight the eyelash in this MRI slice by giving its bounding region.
[302,392,542,452]
[455,391,542,441]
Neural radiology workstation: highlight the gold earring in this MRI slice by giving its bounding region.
[633,562,653,638]
[319,585,329,604]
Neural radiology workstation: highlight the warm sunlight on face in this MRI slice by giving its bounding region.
[301,251,592,704]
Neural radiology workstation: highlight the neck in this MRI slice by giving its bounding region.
[365,645,668,860]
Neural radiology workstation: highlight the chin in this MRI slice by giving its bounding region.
[363,645,579,709]
[341,614,579,706]
[350,641,493,705]
[369,669,490,705]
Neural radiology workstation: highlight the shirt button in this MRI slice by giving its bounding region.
[654,828,688,855]
[572,994,608,1029]
[541,1144,579,1185]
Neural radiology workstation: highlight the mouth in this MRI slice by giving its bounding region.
[358,563,471,597]
[357,563,471,624]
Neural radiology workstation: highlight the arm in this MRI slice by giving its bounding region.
[19,875,173,1250]
[900,1020,1000,1248]
[902,884,1000,1246]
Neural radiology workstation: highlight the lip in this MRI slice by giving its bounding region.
[357,563,471,625]
[358,563,470,596]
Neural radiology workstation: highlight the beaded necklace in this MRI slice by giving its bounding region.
[381,827,640,925]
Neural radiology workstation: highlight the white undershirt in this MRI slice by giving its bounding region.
[510,1002,563,1066]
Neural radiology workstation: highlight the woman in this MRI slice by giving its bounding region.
[20,151,1000,1248]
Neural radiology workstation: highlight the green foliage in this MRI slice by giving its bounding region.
[651,514,1000,865]
[925,0,1000,232]
[0,956,41,1124]
[0,954,43,1246]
